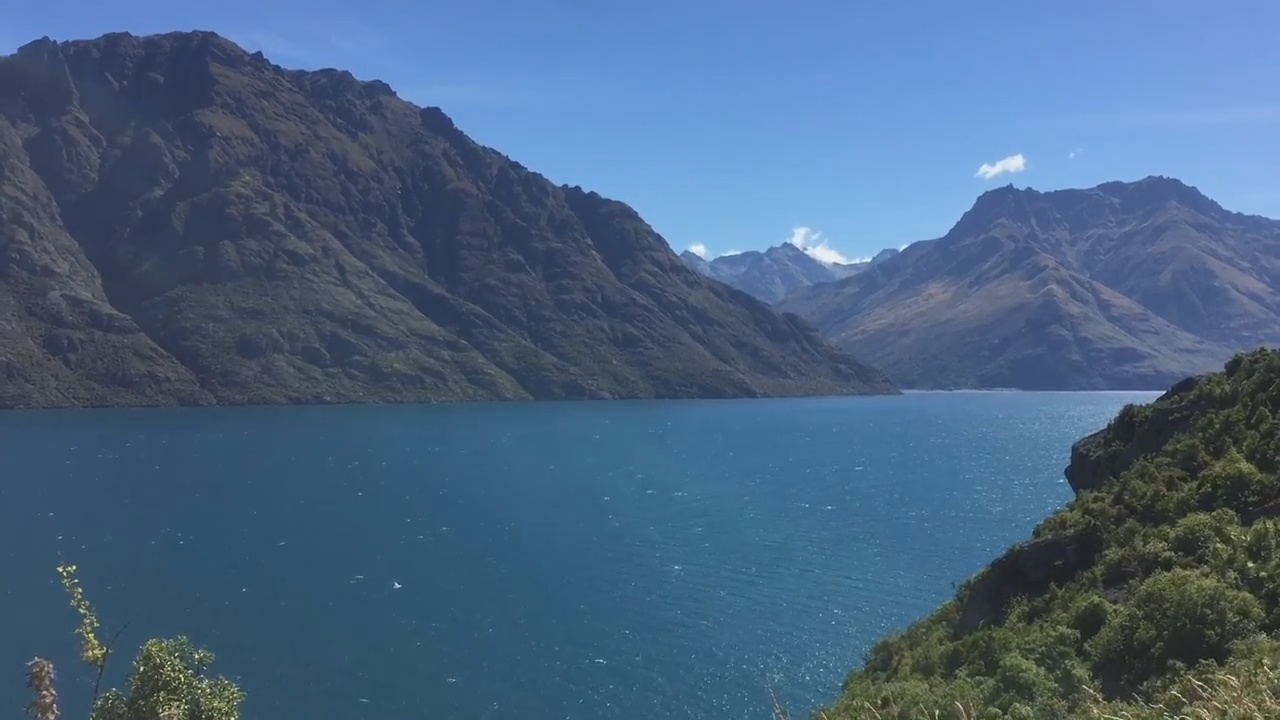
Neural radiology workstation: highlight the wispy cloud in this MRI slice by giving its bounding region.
[229,17,390,68]
[232,29,317,64]
[1068,148,1084,160]
[308,19,389,56]
[686,243,708,259]
[786,226,850,265]
[399,81,560,109]
[975,153,1027,180]
[1074,106,1280,128]
[228,23,550,109]
[721,249,745,256]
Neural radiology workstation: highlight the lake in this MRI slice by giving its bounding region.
[0,391,1156,719]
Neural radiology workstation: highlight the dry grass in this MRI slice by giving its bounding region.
[1088,666,1280,720]
[770,678,975,720]
[770,664,1280,720]
[812,703,975,720]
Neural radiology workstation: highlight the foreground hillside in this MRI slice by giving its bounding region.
[781,178,1280,390]
[821,347,1280,718]
[0,31,895,409]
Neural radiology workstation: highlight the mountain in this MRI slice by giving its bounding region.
[678,249,711,273]
[780,177,1280,390]
[865,247,900,266]
[680,242,890,304]
[0,31,896,409]
[821,349,1280,718]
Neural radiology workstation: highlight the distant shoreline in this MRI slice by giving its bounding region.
[899,387,1165,394]
[0,388,1164,413]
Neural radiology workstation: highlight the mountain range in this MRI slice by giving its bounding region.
[0,30,896,409]
[680,244,898,304]
[779,177,1280,390]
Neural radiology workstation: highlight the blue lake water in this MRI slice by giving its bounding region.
[0,391,1155,719]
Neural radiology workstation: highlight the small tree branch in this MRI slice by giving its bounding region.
[91,623,130,708]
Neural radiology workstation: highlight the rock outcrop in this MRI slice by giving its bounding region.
[1063,375,1216,494]
[955,525,1105,635]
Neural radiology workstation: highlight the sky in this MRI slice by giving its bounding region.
[4,1,1279,263]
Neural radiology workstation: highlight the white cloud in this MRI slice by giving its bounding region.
[974,153,1027,180]
[1068,148,1083,160]
[686,243,708,258]
[785,226,851,265]
[721,249,744,256]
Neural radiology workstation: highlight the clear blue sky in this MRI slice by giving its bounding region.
[5,1,1278,262]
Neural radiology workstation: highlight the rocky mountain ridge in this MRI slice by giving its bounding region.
[780,176,1280,390]
[680,242,898,304]
[0,30,896,408]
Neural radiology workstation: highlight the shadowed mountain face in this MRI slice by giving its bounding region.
[780,177,1280,390]
[0,31,896,408]
[680,244,897,304]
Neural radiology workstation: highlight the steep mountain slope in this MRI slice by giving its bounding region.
[822,348,1280,718]
[681,243,895,304]
[780,178,1280,390]
[0,31,896,408]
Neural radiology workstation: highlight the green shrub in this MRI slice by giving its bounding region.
[1089,568,1263,691]
[26,563,244,720]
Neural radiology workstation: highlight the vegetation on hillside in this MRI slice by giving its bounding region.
[814,347,1280,718]
[25,564,243,720]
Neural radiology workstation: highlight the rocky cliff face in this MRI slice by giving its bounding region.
[958,373,1219,631]
[0,31,896,408]
[1063,374,1214,494]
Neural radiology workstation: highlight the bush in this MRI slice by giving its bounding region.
[26,563,244,720]
[1088,569,1263,691]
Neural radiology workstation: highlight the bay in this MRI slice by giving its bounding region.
[0,391,1155,719]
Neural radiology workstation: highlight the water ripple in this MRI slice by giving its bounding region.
[0,391,1155,719]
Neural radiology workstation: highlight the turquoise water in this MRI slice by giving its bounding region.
[0,391,1154,719]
